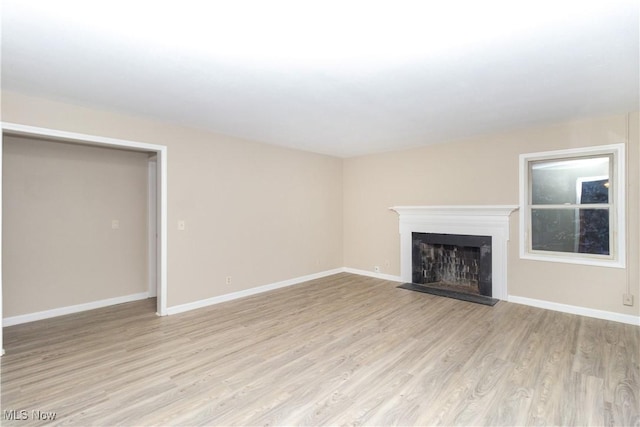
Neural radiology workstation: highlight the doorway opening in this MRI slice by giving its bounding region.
[1,123,168,355]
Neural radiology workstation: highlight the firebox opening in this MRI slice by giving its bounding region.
[416,243,481,294]
[412,232,492,297]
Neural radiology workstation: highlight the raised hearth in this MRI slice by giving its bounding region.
[397,282,499,306]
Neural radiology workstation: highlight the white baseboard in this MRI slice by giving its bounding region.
[166,268,345,315]
[9,273,633,329]
[3,292,150,327]
[342,267,403,283]
[508,295,640,326]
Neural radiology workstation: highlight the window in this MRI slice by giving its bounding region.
[519,144,625,268]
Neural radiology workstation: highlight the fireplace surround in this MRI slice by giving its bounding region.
[391,205,518,300]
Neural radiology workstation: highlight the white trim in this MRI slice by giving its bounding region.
[0,132,3,354]
[0,122,169,322]
[342,267,402,282]
[2,122,165,152]
[157,147,168,316]
[167,269,344,315]
[2,292,150,327]
[390,205,518,300]
[519,143,626,268]
[148,157,158,298]
[508,295,640,326]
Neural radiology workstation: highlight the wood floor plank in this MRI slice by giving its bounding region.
[1,273,638,426]
[560,372,605,426]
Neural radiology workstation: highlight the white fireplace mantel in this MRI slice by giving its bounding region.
[390,205,518,300]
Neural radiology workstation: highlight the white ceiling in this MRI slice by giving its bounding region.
[2,1,639,157]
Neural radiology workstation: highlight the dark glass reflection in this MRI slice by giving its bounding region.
[580,179,609,204]
[532,208,609,255]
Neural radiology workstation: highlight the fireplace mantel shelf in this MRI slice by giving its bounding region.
[390,205,519,217]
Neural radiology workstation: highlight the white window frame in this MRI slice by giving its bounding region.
[519,143,625,268]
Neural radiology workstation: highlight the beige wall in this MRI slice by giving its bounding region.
[344,113,639,316]
[3,135,149,316]
[2,91,344,313]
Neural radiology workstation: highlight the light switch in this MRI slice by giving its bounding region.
[112,219,119,229]
[178,220,186,231]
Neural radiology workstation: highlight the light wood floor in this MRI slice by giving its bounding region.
[2,273,639,426]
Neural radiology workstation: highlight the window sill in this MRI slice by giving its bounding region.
[519,251,625,268]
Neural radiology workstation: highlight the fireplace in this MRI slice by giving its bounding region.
[391,205,518,301]
[412,232,492,297]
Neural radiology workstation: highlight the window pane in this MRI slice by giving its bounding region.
[531,156,610,205]
[579,179,609,204]
[531,208,609,255]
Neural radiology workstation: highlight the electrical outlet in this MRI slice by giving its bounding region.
[225,276,232,285]
[111,219,119,229]
[623,293,634,306]
[374,266,380,273]
[178,220,186,231]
